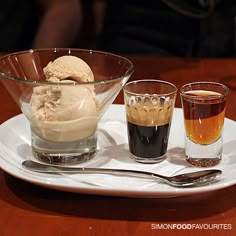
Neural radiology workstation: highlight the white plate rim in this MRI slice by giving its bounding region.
[0,104,236,198]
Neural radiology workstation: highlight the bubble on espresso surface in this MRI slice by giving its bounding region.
[126,96,174,126]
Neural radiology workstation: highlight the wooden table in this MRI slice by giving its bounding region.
[0,56,236,236]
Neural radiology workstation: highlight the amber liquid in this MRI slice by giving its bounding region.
[182,90,226,145]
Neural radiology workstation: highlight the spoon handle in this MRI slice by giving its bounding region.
[22,160,222,187]
[22,160,165,180]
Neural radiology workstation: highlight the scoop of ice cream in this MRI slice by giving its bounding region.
[43,55,94,82]
[30,83,97,142]
[31,84,96,122]
[29,56,97,142]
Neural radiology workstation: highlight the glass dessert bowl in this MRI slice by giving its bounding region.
[0,48,134,165]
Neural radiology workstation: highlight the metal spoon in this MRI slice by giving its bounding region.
[22,160,222,187]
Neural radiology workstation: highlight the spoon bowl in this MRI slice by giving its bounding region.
[22,160,222,187]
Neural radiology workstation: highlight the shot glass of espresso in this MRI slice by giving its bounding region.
[180,82,229,167]
[123,80,177,163]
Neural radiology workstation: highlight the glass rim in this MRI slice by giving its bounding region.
[123,79,177,97]
[180,81,229,100]
[0,48,135,86]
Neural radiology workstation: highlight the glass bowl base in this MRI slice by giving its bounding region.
[31,131,97,165]
[32,149,96,165]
